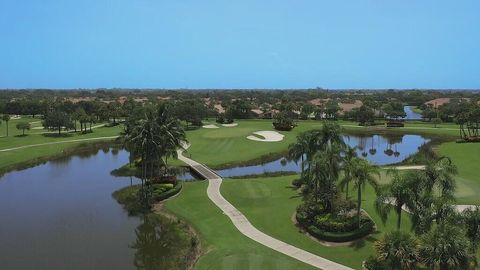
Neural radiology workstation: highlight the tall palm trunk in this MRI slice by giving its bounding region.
[300,155,304,174]
[345,179,349,200]
[396,204,402,230]
[357,184,362,228]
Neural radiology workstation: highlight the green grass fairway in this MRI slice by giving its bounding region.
[182,120,323,168]
[221,175,412,270]
[0,117,123,173]
[439,142,480,204]
[164,181,317,270]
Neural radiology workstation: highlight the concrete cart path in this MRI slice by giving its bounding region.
[177,147,353,270]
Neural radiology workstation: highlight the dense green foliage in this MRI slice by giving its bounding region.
[113,183,182,215]
[122,103,186,208]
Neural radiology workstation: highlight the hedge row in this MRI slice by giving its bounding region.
[153,182,183,202]
[297,213,375,242]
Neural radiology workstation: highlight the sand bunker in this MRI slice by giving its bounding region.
[247,131,284,142]
[202,124,219,129]
[222,123,238,127]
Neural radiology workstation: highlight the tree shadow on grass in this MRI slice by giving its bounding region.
[285,186,303,199]
[14,134,28,138]
[42,133,73,138]
[348,232,380,251]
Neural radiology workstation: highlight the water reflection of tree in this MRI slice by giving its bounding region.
[50,143,123,164]
[357,135,369,157]
[368,136,377,156]
[384,134,403,157]
[131,214,195,270]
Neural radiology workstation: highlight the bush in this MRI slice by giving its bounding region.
[273,122,294,131]
[216,114,225,124]
[296,203,375,242]
[363,256,388,270]
[152,182,182,201]
[303,218,374,242]
[291,178,302,187]
[113,182,183,215]
[314,214,372,233]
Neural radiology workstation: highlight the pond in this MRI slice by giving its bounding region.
[404,106,423,120]
[0,147,190,270]
[216,133,430,177]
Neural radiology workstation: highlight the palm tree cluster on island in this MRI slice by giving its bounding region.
[290,122,379,242]
[122,103,186,209]
[289,122,479,269]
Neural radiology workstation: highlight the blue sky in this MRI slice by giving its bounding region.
[1,0,479,89]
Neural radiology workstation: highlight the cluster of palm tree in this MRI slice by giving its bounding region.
[122,103,186,208]
[370,220,478,270]
[0,114,10,136]
[367,157,480,269]
[288,122,379,226]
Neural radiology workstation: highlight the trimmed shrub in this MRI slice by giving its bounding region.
[113,182,183,215]
[314,214,372,233]
[152,182,182,201]
[291,178,302,187]
[363,256,388,270]
[304,219,374,242]
[273,122,294,131]
[296,208,375,242]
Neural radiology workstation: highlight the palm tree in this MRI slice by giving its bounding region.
[351,157,380,227]
[375,169,419,230]
[423,156,458,199]
[319,121,345,148]
[156,103,186,175]
[374,231,419,270]
[2,114,11,136]
[124,108,163,207]
[463,206,480,253]
[340,146,357,200]
[307,143,342,212]
[288,132,309,175]
[419,224,475,270]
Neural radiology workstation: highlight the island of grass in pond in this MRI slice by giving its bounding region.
[113,182,183,215]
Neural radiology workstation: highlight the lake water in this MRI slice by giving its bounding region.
[216,134,430,177]
[404,106,423,120]
[0,147,189,270]
[0,133,429,268]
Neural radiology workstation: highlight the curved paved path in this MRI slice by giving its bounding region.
[177,147,353,270]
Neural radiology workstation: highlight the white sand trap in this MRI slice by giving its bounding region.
[202,124,219,129]
[247,131,284,142]
[222,123,238,127]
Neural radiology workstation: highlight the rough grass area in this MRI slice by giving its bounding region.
[0,120,122,174]
[164,181,316,270]
[439,142,480,204]
[0,141,122,176]
[220,174,412,269]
